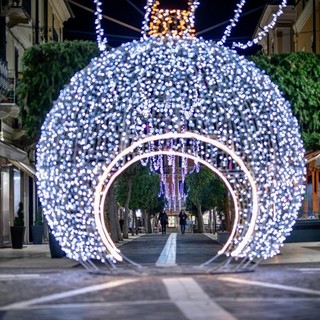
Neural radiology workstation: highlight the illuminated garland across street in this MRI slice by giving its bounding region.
[36,0,305,268]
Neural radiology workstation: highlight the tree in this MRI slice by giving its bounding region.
[115,162,162,235]
[17,40,99,140]
[202,173,230,232]
[114,164,137,239]
[202,174,227,214]
[106,184,123,243]
[249,52,320,151]
[185,166,228,233]
[130,166,161,233]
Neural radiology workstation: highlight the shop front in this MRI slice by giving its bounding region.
[0,142,36,248]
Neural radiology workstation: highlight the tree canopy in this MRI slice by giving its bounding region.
[17,40,99,140]
[185,166,228,232]
[249,52,320,151]
[114,162,163,235]
[115,162,161,212]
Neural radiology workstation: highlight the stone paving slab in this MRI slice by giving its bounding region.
[1,234,320,271]
[0,236,320,320]
[0,235,142,269]
[261,241,320,264]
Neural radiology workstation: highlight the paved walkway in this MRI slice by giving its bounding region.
[261,241,320,265]
[0,235,141,269]
[0,233,319,269]
[204,233,320,265]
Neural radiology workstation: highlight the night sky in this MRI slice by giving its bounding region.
[63,0,293,50]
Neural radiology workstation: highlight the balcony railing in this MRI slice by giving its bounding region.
[0,61,16,104]
[5,70,16,103]
[0,57,7,96]
[1,0,30,27]
[1,0,22,15]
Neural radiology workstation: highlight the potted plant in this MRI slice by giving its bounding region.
[31,206,44,244]
[10,201,26,249]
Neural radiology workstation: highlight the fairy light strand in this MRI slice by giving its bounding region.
[218,0,246,46]
[94,0,107,51]
[231,0,288,49]
[37,0,305,266]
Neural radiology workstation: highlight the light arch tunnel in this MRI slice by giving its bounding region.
[94,132,257,263]
[37,123,304,269]
[36,37,305,270]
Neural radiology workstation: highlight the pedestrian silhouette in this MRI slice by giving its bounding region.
[179,210,188,234]
[158,210,168,235]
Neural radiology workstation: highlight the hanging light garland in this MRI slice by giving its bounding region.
[36,0,305,268]
[231,0,288,49]
[94,0,107,51]
[218,0,246,46]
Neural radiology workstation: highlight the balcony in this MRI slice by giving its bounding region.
[0,0,30,28]
[0,60,19,119]
[0,57,7,98]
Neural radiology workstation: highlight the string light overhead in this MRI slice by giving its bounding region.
[36,0,305,270]
[231,0,288,49]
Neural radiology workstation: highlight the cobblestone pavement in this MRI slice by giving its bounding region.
[0,233,319,319]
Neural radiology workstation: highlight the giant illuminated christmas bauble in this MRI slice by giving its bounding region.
[36,0,304,267]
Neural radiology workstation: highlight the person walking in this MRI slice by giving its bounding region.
[158,210,168,235]
[179,210,188,234]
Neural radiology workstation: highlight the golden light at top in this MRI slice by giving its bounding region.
[147,1,197,37]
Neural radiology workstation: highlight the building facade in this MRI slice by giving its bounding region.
[253,5,296,55]
[0,0,72,247]
[254,1,320,220]
[294,0,320,53]
[303,151,320,218]
[254,0,320,55]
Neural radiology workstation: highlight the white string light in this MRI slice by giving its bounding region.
[94,0,107,51]
[218,0,246,46]
[231,0,288,50]
[36,1,305,266]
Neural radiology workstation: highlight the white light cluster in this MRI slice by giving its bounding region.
[231,0,288,50]
[218,0,246,46]
[94,0,107,51]
[142,0,199,39]
[93,137,244,261]
[37,32,305,264]
[145,137,199,211]
[217,0,288,49]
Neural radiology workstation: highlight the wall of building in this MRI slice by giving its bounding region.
[294,0,320,53]
[255,1,319,54]
[254,2,320,226]
[0,0,72,247]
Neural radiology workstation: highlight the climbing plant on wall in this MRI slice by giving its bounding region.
[250,52,320,151]
[17,40,99,140]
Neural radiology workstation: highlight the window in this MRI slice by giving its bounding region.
[13,168,21,214]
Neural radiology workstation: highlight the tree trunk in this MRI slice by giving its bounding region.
[132,209,138,235]
[115,205,123,241]
[106,185,122,242]
[213,209,217,234]
[154,213,160,233]
[209,209,212,233]
[143,209,149,233]
[147,210,152,233]
[196,204,204,233]
[135,211,138,235]
[123,179,132,239]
